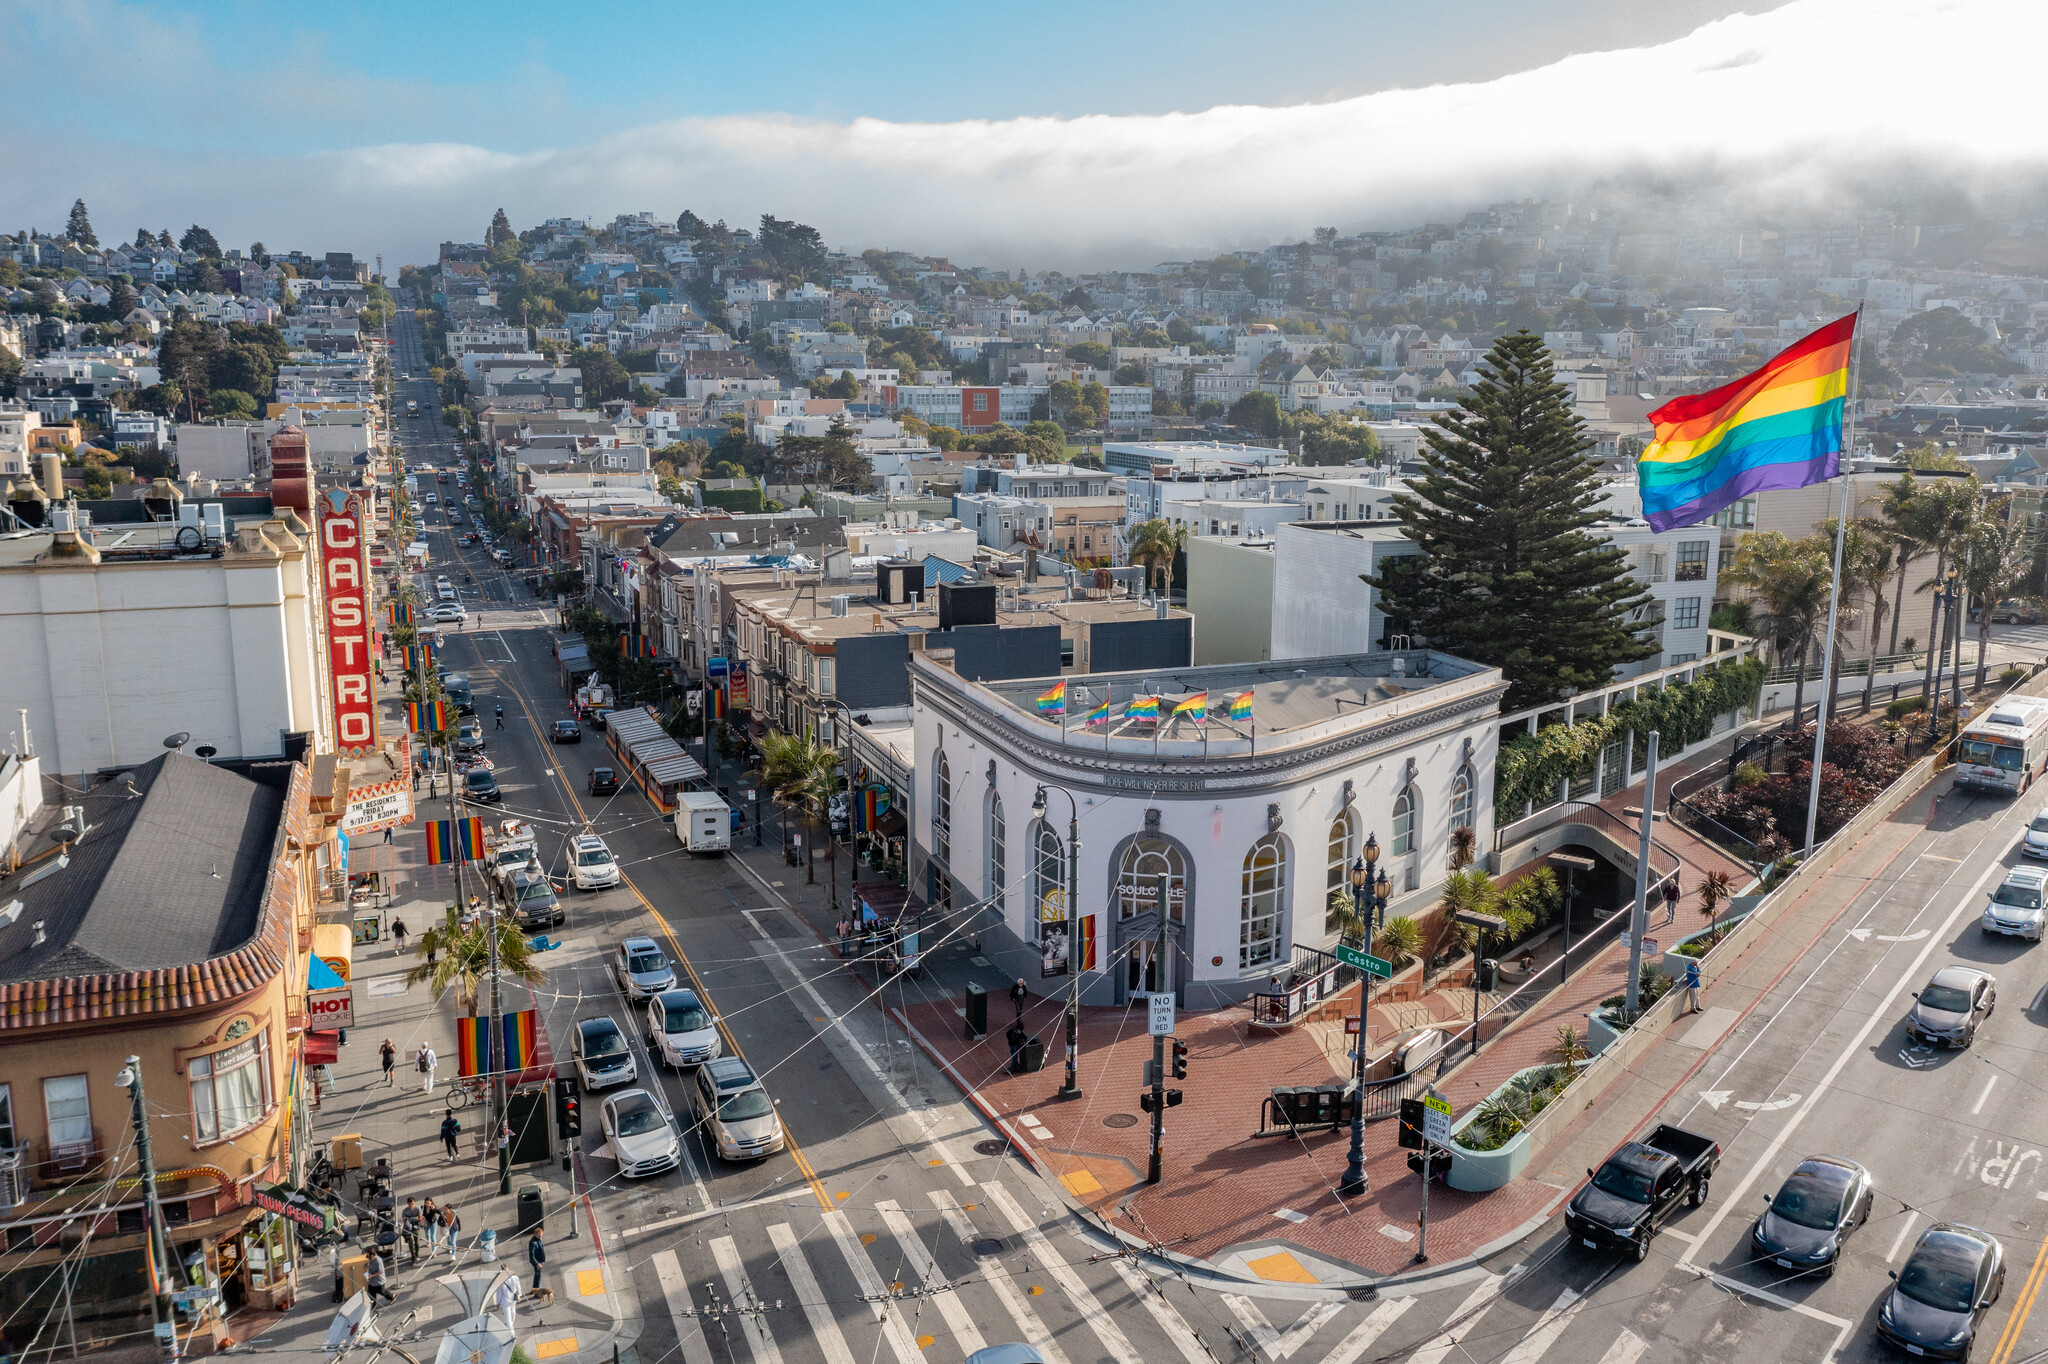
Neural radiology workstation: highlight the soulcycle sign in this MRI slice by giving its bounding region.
[320,490,379,756]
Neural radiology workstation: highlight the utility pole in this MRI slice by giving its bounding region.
[118,1057,179,1363]
[1624,730,1661,1021]
[1146,875,1170,1185]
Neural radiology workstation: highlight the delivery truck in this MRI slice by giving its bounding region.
[675,791,732,853]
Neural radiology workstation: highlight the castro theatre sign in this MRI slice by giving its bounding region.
[320,489,379,756]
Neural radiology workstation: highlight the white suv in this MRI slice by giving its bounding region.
[571,834,620,890]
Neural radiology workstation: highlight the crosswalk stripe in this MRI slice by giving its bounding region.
[765,1223,858,1364]
[1499,1289,1584,1364]
[1317,1296,1415,1364]
[1107,1258,1220,1364]
[709,1235,785,1364]
[649,1250,715,1364]
[820,1208,928,1364]
[1595,1329,1648,1364]
[929,1190,1073,1364]
[1406,1273,1501,1364]
[981,1180,1144,1364]
[877,1199,988,1356]
[1223,1294,1341,1360]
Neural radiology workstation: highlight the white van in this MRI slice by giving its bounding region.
[675,791,731,853]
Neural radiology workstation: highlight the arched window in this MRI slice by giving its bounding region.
[1031,822,1066,941]
[1450,765,1475,836]
[1391,785,1417,857]
[1325,808,1358,936]
[1240,834,1286,969]
[987,793,1007,910]
[932,752,952,862]
[1115,837,1188,923]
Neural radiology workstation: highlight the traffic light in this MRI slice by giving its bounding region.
[1397,1097,1425,1151]
[1139,1089,1184,1113]
[553,1076,581,1138]
[1171,1039,1189,1079]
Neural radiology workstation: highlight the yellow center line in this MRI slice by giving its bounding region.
[1990,1223,2048,1364]
[452,533,834,1212]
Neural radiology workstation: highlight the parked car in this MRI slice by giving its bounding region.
[571,833,620,891]
[1984,865,2048,940]
[1565,1124,1720,1262]
[488,842,540,889]
[1908,967,1996,1048]
[464,768,502,804]
[691,1057,784,1161]
[511,871,564,929]
[1877,1223,2004,1360]
[645,988,721,1068]
[552,719,582,744]
[455,721,485,754]
[588,767,621,796]
[600,1088,682,1178]
[2022,807,2048,860]
[585,709,610,732]
[613,936,676,999]
[572,1016,637,1091]
[428,603,467,622]
[1750,1155,1874,1277]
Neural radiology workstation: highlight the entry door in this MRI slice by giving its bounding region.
[1126,939,1173,997]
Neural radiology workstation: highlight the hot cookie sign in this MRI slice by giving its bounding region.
[320,490,380,755]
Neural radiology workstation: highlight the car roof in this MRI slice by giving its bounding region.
[607,1087,659,1111]
[703,1056,756,1088]
[577,1016,621,1036]
[592,766,615,775]
[1783,1157,1860,1193]
[622,935,661,953]
[465,768,496,782]
[653,987,702,1010]
[2003,865,2048,887]
[573,833,608,850]
[1912,1225,1995,1268]
[1929,965,1990,988]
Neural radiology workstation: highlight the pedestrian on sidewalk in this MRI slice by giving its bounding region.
[1661,873,1682,926]
[440,1112,462,1162]
[441,1205,462,1259]
[383,826,394,845]
[493,1274,519,1332]
[835,918,851,957]
[526,1227,546,1291]
[418,1044,438,1094]
[1006,1019,1028,1073]
[400,1198,422,1262]
[364,1254,396,1305]
[391,917,408,953]
[1009,978,1028,1023]
[379,1038,397,1086]
[1684,958,1703,1013]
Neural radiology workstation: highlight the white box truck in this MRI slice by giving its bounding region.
[675,791,731,853]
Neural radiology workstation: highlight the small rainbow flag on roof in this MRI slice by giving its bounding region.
[1126,695,1160,722]
[1083,700,1119,727]
[1172,692,1208,723]
[1227,690,1255,722]
[1036,680,1067,715]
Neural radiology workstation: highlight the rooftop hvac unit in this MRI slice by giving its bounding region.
[831,594,850,617]
[201,503,226,541]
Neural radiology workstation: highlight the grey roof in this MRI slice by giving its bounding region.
[652,515,846,557]
[0,752,285,983]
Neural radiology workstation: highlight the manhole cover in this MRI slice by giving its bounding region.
[1103,1113,1140,1129]
[972,1239,1005,1257]
[974,1139,1010,1156]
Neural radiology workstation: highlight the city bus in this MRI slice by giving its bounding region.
[1955,695,2048,795]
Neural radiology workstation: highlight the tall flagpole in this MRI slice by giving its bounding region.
[1802,306,1864,858]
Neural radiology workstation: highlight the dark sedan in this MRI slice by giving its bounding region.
[588,767,620,796]
[1878,1223,2004,1360]
[1752,1156,1873,1277]
[464,768,502,804]
[551,719,582,744]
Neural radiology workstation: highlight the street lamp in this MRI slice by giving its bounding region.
[1339,835,1391,1197]
[1033,784,1084,1100]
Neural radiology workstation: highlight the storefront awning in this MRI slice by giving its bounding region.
[303,1031,341,1065]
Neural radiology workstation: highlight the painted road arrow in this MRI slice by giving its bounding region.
[1877,930,1932,943]
[1846,928,1872,942]
[1733,1093,1803,1112]
[1699,1090,1733,1110]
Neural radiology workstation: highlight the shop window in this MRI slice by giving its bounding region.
[1450,766,1475,835]
[1116,837,1187,922]
[190,1029,275,1144]
[1031,822,1065,941]
[42,1075,90,1157]
[1240,835,1286,969]
[932,751,952,862]
[987,794,1006,909]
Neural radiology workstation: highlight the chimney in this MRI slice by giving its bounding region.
[40,453,63,502]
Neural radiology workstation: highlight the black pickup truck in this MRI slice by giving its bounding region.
[1564,1123,1721,1262]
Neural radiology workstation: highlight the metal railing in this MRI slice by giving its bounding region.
[1764,651,1921,684]
[1245,944,1359,1028]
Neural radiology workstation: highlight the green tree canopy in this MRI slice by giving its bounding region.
[66,199,96,248]
[1228,390,1282,437]
[1890,307,2019,377]
[179,225,222,259]
[1366,331,1656,710]
[571,345,630,403]
[1065,341,1110,368]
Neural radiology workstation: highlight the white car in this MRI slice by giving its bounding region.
[571,833,620,890]
[2023,807,2048,860]
[600,1088,681,1178]
[645,988,721,1068]
[1985,865,2048,940]
[572,1016,637,1090]
[428,603,466,622]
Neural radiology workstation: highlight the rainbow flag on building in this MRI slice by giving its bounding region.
[1637,312,1856,532]
[424,816,487,866]
[407,699,453,734]
[1228,690,1255,722]
[1083,700,1119,727]
[1036,680,1067,716]
[1125,695,1160,723]
[389,600,415,626]
[1171,692,1208,723]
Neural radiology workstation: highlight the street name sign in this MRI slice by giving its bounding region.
[1335,944,1395,980]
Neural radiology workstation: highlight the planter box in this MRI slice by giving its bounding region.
[1584,1007,1626,1055]
[1660,908,1757,978]
[1444,1064,1565,1192]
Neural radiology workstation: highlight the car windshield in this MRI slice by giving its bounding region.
[517,882,553,903]
[1995,883,2043,910]
[2031,816,2048,835]
[1591,1163,1654,1202]
[718,1090,774,1122]
[1961,739,2024,770]
[629,951,667,974]
[1898,1236,1983,1313]
[612,1098,665,1136]
[664,1005,710,1033]
[584,1026,625,1057]
[1921,983,1974,1012]
[1770,1169,1847,1230]
[593,770,614,782]
[579,847,613,867]
[497,850,530,867]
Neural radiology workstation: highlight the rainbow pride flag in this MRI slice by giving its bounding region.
[1083,700,1119,727]
[1126,695,1160,722]
[1172,692,1208,723]
[389,600,415,626]
[407,699,453,733]
[1036,680,1067,715]
[424,816,486,866]
[1227,690,1255,722]
[1637,313,1856,532]
[455,1010,534,1079]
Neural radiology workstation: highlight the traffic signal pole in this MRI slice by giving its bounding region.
[1146,876,1168,1184]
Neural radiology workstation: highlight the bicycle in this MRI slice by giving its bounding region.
[444,1076,488,1110]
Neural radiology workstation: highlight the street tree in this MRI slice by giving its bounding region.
[406,908,548,1016]
[1721,530,1836,724]
[1366,331,1656,710]
[1228,390,1281,437]
[1961,501,2034,689]
[179,225,222,259]
[66,199,96,248]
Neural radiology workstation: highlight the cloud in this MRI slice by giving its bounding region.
[9,0,2043,269]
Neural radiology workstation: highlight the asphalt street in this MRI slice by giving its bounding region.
[390,309,2048,1364]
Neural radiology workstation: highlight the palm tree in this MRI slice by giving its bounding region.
[1843,525,1895,714]
[1696,868,1734,938]
[406,907,548,1016]
[1909,478,1982,700]
[1125,518,1187,597]
[1721,531,1836,725]
[760,730,841,877]
[1962,500,2034,689]
[1879,473,1932,659]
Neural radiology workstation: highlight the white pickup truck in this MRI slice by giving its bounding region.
[486,820,541,890]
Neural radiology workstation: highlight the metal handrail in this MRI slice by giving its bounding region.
[1245,944,1359,1027]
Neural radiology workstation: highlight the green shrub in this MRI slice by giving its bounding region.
[1374,916,1423,968]
[1886,694,1929,719]
[1731,760,1767,789]
[2001,666,2028,688]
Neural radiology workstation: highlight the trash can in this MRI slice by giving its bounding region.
[963,983,988,1040]
[1475,957,1499,992]
[1019,1036,1046,1073]
[516,1184,545,1234]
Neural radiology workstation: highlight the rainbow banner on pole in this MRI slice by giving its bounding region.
[389,600,415,626]
[405,643,435,672]
[1172,692,1208,723]
[1637,313,1856,532]
[1036,680,1067,716]
[1227,690,1255,722]
[1083,700,1119,727]
[1125,695,1160,723]
[407,699,453,733]
[454,1010,536,1079]
[424,816,487,866]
